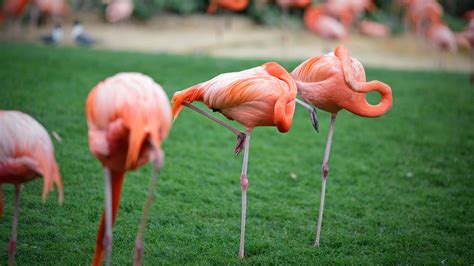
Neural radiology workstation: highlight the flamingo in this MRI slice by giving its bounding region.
[86,73,172,266]
[291,45,393,247]
[304,6,348,40]
[0,110,64,265]
[0,0,28,26]
[425,17,457,52]
[358,19,391,38]
[207,0,249,14]
[171,62,298,258]
[104,0,133,23]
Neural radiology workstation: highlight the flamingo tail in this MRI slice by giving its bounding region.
[92,170,125,266]
[39,154,64,205]
[171,86,204,120]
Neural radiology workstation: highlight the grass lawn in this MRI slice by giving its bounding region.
[0,42,473,265]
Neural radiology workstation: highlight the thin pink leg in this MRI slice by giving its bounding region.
[0,184,3,219]
[103,168,113,266]
[9,185,21,266]
[185,103,246,154]
[238,129,251,259]
[133,151,163,266]
[314,113,337,247]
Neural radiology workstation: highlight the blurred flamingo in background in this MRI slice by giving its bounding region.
[172,62,297,258]
[324,0,375,28]
[291,45,393,247]
[358,19,391,37]
[398,0,443,35]
[207,0,249,14]
[104,0,133,23]
[30,0,68,25]
[0,110,64,266]
[425,17,457,52]
[0,0,28,28]
[304,6,347,40]
[86,73,172,266]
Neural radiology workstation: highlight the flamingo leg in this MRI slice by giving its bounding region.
[103,167,113,266]
[295,98,319,132]
[185,103,246,154]
[0,184,3,218]
[315,113,337,247]
[133,151,163,266]
[238,129,251,259]
[9,185,21,266]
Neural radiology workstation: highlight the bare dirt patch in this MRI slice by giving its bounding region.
[2,13,470,72]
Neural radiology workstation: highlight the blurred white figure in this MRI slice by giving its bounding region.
[40,23,62,44]
[71,20,95,46]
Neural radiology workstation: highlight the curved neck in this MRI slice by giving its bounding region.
[344,81,393,117]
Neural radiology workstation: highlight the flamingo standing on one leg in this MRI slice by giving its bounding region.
[291,45,393,247]
[0,110,64,265]
[86,73,172,266]
[172,62,298,258]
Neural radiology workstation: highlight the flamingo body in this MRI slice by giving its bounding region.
[105,0,133,23]
[304,6,347,40]
[172,62,297,132]
[207,0,249,13]
[0,110,63,201]
[276,0,311,9]
[292,46,392,117]
[426,22,457,52]
[359,20,391,37]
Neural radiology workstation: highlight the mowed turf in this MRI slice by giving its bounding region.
[0,42,473,264]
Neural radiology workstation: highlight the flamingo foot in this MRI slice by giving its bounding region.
[234,132,246,155]
[9,239,16,266]
[133,241,143,266]
[310,108,319,133]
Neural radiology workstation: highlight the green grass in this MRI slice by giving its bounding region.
[0,42,473,265]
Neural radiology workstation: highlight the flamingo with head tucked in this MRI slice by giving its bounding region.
[172,62,298,258]
[291,45,393,247]
[0,110,64,266]
[86,73,172,266]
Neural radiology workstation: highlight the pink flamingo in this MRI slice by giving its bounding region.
[86,73,172,266]
[104,0,133,23]
[171,62,297,258]
[359,19,391,37]
[425,17,457,52]
[304,6,348,40]
[291,45,393,246]
[0,110,64,265]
